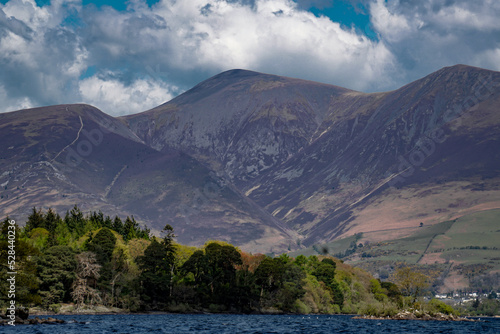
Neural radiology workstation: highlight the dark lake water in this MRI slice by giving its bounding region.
[2,314,499,333]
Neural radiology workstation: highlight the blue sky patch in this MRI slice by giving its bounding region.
[81,0,161,11]
[80,66,97,80]
[307,0,377,40]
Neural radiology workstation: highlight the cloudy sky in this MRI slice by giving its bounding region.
[0,0,499,115]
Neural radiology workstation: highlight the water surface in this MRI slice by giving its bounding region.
[2,314,499,333]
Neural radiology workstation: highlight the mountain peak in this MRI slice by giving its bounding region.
[432,63,499,79]
[442,64,486,71]
[165,69,286,106]
[213,68,264,79]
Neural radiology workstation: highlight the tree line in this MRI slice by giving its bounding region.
[0,206,459,315]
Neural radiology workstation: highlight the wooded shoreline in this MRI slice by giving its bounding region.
[3,207,492,319]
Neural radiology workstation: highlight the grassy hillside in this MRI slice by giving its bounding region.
[290,209,500,293]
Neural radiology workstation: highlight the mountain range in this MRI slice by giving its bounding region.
[1,64,499,254]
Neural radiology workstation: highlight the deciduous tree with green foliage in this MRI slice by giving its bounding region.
[312,258,343,306]
[181,241,244,308]
[254,254,306,311]
[394,267,429,304]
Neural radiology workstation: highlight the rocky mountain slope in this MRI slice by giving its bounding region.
[1,65,499,253]
[0,104,294,251]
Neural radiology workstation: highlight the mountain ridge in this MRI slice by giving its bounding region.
[1,64,499,254]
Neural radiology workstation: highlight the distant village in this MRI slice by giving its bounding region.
[432,291,499,306]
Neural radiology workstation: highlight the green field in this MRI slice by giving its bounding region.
[429,209,500,251]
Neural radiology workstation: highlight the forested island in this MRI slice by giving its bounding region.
[0,207,463,317]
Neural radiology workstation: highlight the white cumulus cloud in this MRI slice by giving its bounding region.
[79,75,176,116]
[0,0,499,115]
[368,0,500,84]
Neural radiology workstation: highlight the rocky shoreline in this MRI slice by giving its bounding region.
[29,304,128,316]
[0,316,68,326]
[2,305,489,325]
[353,310,477,321]
[1,305,115,326]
